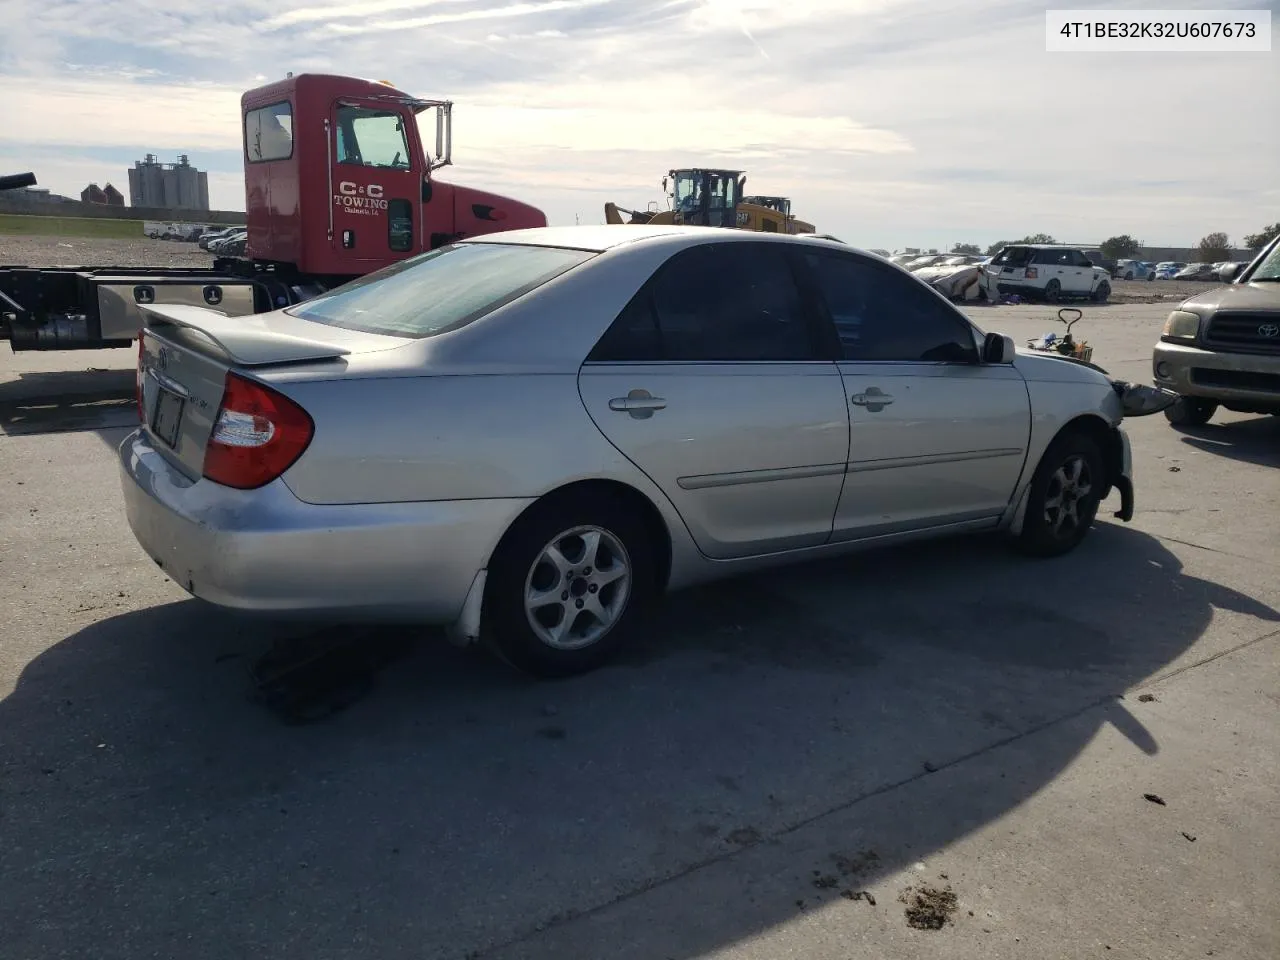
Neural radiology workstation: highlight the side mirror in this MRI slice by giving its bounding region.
[982,332,1016,364]
[1218,262,1241,283]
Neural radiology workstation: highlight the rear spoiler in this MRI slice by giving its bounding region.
[140,303,352,367]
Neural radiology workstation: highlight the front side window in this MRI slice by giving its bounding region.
[336,106,412,169]
[245,101,293,163]
[804,251,978,364]
[590,242,819,362]
[288,242,595,338]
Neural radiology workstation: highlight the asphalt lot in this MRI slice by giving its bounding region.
[1,296,1277,960]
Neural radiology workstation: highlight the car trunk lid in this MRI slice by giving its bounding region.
[136,303,407,480]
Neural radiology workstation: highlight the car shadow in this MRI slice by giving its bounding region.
[1173,415,1280,467]
[0,522,1275,959]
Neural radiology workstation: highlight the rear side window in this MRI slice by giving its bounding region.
[992,247,1034,267]
[288,243,595,338]
[589,242,820,362]
[245,101,294,163]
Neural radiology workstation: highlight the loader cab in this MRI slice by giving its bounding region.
[665,168,745,228]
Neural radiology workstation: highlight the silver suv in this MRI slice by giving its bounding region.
[1152,233,1280,425]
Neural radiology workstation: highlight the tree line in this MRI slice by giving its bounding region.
[949,223,1279,261]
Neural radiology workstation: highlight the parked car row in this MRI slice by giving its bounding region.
[200,227,247,256]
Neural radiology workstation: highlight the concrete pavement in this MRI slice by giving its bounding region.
[0,301,1277,960]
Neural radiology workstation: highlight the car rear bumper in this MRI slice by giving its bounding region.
[117,429,533,622]
[1152,341,1280,408]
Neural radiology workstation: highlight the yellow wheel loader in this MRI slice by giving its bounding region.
[604,168,815,234]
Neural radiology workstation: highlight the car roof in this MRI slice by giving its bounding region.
[462,224,855,255]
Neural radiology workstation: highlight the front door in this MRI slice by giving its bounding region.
[329,100,423,269]
[578,241,849,559]
[798,247,1032,539]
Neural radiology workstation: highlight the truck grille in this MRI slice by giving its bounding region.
[1202,312,1280,355]
[1190,368,1280,394]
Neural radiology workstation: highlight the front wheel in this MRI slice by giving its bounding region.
[1124,272,1134,281]
[1015,430,1105,558]
[482,494,659,678]
[1092,280,1111,303]
[1164,396,1217,426]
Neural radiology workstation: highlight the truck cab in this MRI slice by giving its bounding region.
[241,74,547,280]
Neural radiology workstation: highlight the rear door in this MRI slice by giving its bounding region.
[797,248,1031,539]
[578,240,849,559]
[329,99,423,268]
[984,246,1033,295]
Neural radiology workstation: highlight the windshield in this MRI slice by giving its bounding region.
[1247,240,1280,281]
[286,242,596,338]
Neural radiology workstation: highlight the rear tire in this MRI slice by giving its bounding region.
[1092,280,1111,303]
[1164,396,1217,426]
[1043,279,1062,303]
[1015,430,1105,558]
[481,493,659,679]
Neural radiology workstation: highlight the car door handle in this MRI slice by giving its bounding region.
[608,389,666,418]
[850,388,894,411]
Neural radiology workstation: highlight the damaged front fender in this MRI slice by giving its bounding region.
[1111,380,1179,418]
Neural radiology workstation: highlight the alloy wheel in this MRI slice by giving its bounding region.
[523,525,633,650]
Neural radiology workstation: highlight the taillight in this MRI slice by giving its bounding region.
[1026,267,1039,279]
[202,372,314,490]
[136,329,145,421]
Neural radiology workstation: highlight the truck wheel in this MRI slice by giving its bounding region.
[1043,279,1062,303]
[482,493,659,679]
[1014,430,1105,558]
[1164,396,1217,426]
[1092,281,1111,303]
[1124,272,1134,280]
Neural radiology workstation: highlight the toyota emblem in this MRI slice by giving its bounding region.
[1259,323,1280,338]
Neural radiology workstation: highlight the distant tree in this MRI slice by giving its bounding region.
[985,233,1057,257]
[1242,223,1280,250]
[1100,234,1141,260]
[1195,232,1231,262]
[950,242,982,255]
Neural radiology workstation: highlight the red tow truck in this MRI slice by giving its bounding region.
[0,73,547,352]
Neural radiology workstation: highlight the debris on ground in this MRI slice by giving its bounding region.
[811,872,840,889]
[1182,831,1197,842]
[842,889,877,906]
[899,883,959,930]
[1144,793,1167,806]
[1138,693,1158,702]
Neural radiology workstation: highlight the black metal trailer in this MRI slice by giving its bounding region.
[1,172,322,352]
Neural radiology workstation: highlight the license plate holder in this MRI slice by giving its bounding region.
[150,382,186,449]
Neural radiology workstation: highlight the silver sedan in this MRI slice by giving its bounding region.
[120,226,1136,678]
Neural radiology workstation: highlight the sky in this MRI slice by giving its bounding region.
[0,0,1276,251]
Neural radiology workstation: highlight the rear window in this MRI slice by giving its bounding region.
[286,242,595,338]
[992,246,1034,266]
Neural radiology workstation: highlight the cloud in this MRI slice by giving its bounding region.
[0,0,1275,249]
